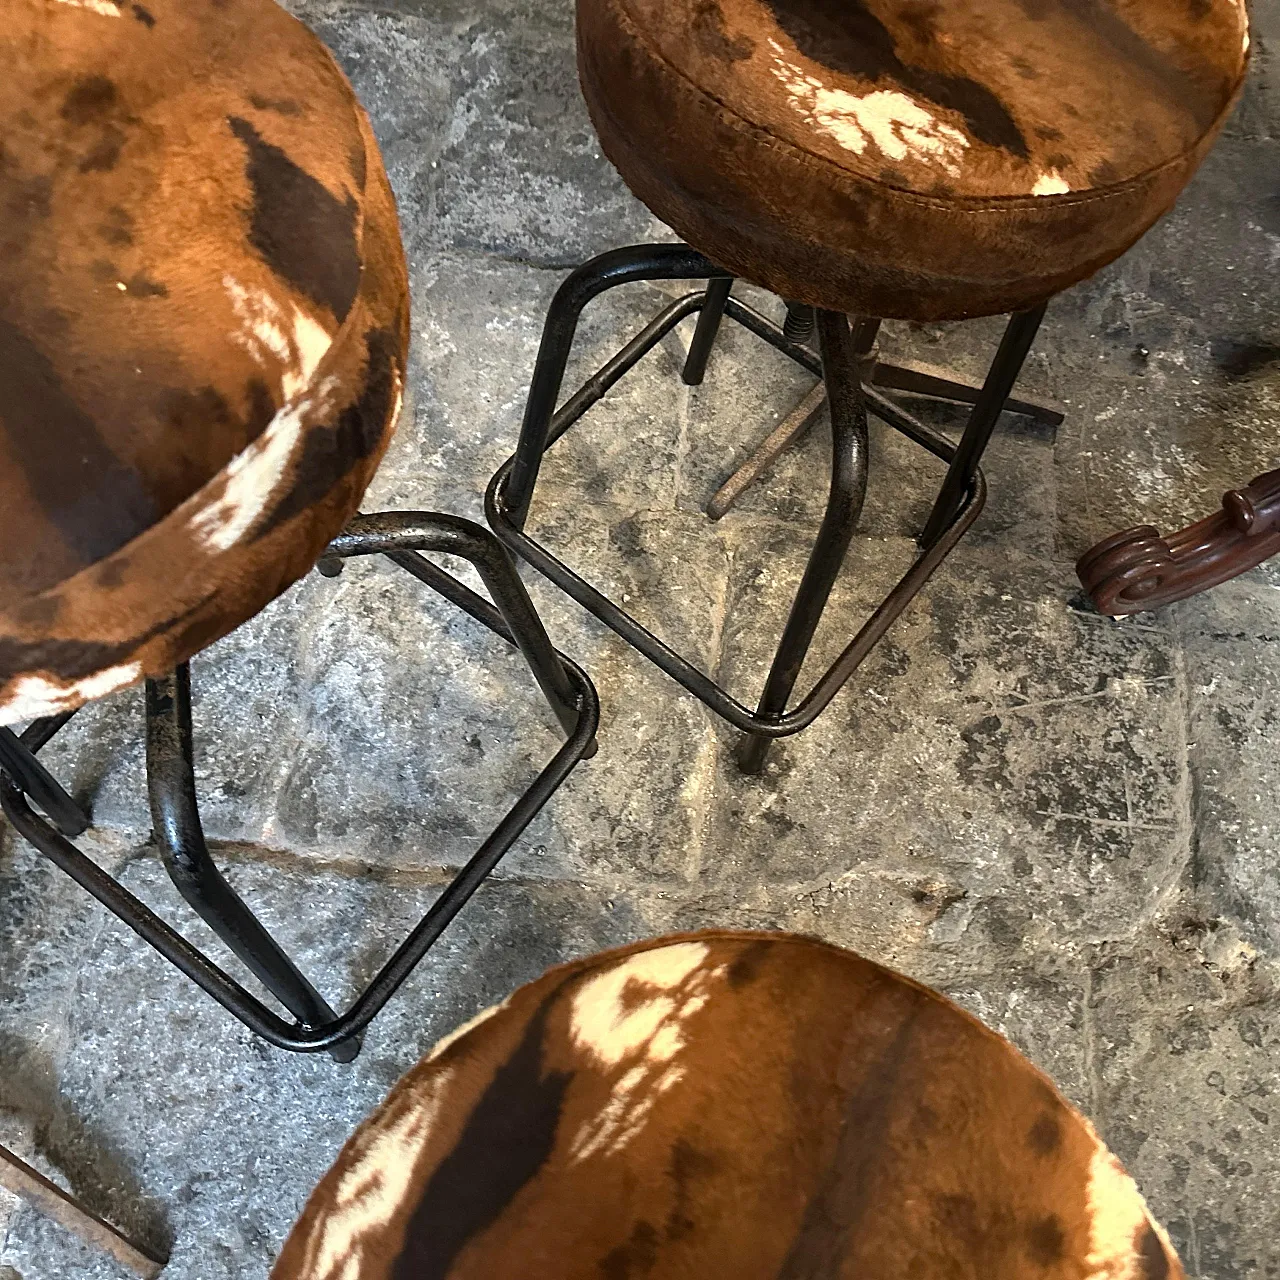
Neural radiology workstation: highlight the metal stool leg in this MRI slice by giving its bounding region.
[0,725,90,837]
[0,528,598,1056]
[707,316,881,520]
[326,512,595,750]
[738,310,870,773]
[682,277,734,385]
[868,359,1064,425]
[145,667,360,1063]
[505,243,730,530]
[919,304,1047,548]
[487,243,1032,755]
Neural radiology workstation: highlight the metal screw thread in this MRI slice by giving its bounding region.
[783,303,816,343]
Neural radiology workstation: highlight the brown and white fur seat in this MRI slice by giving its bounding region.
[1,0,408,725]
[274,931,1184,1279]
[0,0,598,1059]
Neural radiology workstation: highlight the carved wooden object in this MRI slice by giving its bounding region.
[1077,467,1280,615]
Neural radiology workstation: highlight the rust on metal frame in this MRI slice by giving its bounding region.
[0,1144,167,1278]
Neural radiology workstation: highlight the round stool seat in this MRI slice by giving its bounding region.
[579,0,1249,320]
[0,0,409,726]
[274,931,1184,1279]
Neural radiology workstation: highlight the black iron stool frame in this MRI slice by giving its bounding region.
[0,512,599,1062]
[486,242,1061,773]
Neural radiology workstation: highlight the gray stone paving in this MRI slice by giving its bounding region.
[3,1,1280,1276]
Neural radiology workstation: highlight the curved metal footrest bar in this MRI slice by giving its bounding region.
[487,464,981,740]
[0,511,600,1057]
[0,723,90,837]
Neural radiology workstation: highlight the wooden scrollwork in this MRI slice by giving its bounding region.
[1077,467,1280,615]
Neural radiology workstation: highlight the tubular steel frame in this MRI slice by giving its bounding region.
[486,242,1053,771]
[0,512,598,1060]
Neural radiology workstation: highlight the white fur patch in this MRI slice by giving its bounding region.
[1082,1141,1170,1279]
[194,280,344,550]
[567,943,721,1163]
[295,1072,451,1280]
[188,381,336,552]
[387,378,405,439]
[0,663,142,725]
[570,943,710,1068]
[223,276,333,401]
[770,42,969,177]
[1032,170,1071,196]
[52,0,122,15]
[1235,0,1251,53]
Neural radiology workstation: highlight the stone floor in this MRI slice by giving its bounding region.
[4,2,1280,1277]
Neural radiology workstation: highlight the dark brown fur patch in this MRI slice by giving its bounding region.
[1027,1214,1067,1265]
[600,1221,661,1280]
[229,116,361,322]
[1138,1224,1172,1280]
[1029,1111,1063,1155]
[253,327,400,539]
[60,75,118,124]
[0,311,157,569]
[692,0,754,61]
[390,996,572,1280]
[764,0,1029,155]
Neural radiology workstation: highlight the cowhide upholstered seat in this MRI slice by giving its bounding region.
[580,0,1250,321]
[0,0,598,1058]
[485,0,1248,772]
[274,931,1185,1279]
[0,0,409,726]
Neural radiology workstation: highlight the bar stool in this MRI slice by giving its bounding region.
[486,0,1250,771]
[0,0,597,1061]
[273,930,1185,1279]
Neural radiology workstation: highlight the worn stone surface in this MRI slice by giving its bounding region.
[3,1,1280,1277]
[1089,935,1280,1280]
